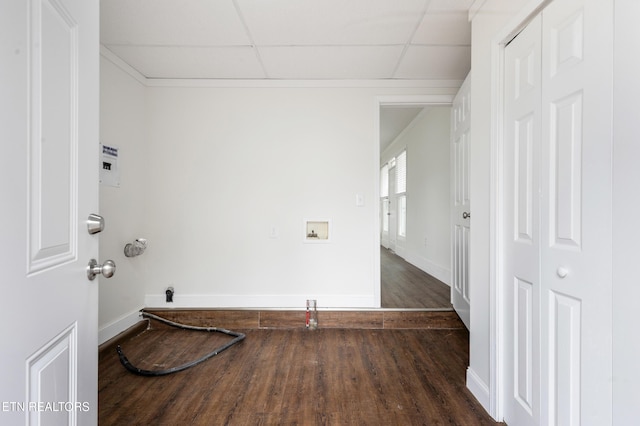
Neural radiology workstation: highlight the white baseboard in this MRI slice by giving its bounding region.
[98,307,145,345]
[466,367,493,418]
[144,294,377,309]
[403,252,451,286]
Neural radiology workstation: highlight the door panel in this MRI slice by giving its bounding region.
[515,114,534,242]
[548,291,581,425]
[549,93,583,247]
[1,0,99,424]
[451,74,471,329]
[27,325,78,425]
[29,0,78,273]
[515,278,534,413]
[503,14,542,426]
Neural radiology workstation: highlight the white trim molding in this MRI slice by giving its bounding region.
[467,367,491,412]
[98,307,145,345]
[403,252,451,287]
[373,94,457,310]
[144,294,378,310]
[100,45,147,84]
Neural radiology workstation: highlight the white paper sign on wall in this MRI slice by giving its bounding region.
[100,144,120,187]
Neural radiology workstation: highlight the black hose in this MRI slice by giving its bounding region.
[116,311,246,376]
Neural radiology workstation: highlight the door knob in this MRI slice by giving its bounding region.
[462,212,471,219]
[556,267,569,279]
[87,259,116,281]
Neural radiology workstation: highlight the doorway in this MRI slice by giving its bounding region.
[376,96,455,310]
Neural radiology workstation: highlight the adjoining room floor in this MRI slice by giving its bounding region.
[381,247,452,309]
[99,316,501,425]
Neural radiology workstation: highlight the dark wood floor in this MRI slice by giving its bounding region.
[381,247,452,309]
[99,316,501,425]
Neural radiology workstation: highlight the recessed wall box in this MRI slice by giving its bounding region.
[304,219,331,243]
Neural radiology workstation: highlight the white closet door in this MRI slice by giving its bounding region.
[540,0,613,424]
[503,14,542,426]
[502,0,613,425]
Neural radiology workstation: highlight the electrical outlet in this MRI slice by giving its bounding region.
[165,287,174,303]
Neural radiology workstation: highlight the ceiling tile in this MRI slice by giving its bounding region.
[237,0,427,45]
[412,13,471,45]
[100,0,250,46]
[258,45,404,79]
[104,45,266,79]
[394,45,471,79]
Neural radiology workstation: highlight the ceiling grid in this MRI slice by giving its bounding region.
[100,0,473,80]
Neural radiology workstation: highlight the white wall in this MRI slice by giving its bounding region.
[141,85,378,308]
[139,85,457,309]
[96,62,459,323]
[381,107,452,284]
[98,52,148,342]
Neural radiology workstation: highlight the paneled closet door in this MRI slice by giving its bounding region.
[502,0,613,425]
[539,0,613,424]
[503,14,542,426]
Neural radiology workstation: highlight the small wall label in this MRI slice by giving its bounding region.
[100,144,120,187]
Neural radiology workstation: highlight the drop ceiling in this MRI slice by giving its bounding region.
[100,0,473,81]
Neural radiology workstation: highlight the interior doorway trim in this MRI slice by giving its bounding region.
[373,94,454,308]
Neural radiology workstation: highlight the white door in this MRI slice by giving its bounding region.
[388,166,397,252]
[1,0,100,424]
[502,0,613,424]
[503,14,542,426]
[380,165,390,249]
[539,0,612,423]
[451,74,471,330]
[381,197,390,248]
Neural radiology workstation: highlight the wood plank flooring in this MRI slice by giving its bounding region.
[381,247,451,309]
[99,315,501,425]
[142,309,466,330]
